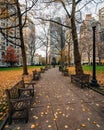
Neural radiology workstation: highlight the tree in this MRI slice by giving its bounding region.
[39,22,50,65]
[0,0,38,75]
[4,45,18,66]
[33,0,104,75]
[27,35,43,65]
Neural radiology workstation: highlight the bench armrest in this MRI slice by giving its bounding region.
[19,88,34,91]
[25,82,36,85]
[24,83,35,89]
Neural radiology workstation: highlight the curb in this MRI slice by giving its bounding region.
[89,86,104,96]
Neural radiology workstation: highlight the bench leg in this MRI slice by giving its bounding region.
[25,109,29,123]
[8,114,12,125]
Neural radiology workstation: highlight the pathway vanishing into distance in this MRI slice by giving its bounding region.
[4,67,104,130]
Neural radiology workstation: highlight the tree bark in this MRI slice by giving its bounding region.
[71,0,83,75]
[16,0,28,75]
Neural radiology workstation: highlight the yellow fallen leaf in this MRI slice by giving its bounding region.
[33,116,38,119]
[53,118,56,121]
[31,124,36,129]
[45,112,48,115]
[93,121,97,124]
[96,104,99,106]
[57,109,60,111]
[48,125,52,128]
[62,114,65,116]
[96,124,100,128]
[4,125,9,128]
[66,115,69,118]
[81,123,86,127]
[47,106,50,108]
[59,111,62,114]
[82,108,86,112]
[46,95,49,98]
[64,125,68,128]
[17,127,21,130]
[36,123,39,126]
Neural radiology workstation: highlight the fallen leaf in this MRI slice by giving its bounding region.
[96,124,100,128]
[4,125,9,128]
[31,124,35,129]
[17,127,21,130]
[96,104,99,106]
[81,123,86,127]
[48,125,52,128]
[64,125,69,128]
[82,108,86,112]
[93,121,97,124]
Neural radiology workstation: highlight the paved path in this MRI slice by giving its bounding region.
[4,68,104,130]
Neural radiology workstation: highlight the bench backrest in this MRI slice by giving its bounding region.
[5,80,25,99]
[71,74,90,81]
[5,80,25,112]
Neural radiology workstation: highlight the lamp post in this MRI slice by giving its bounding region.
[90,20,100,87]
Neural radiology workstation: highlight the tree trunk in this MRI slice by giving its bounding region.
[88,52,91,65]
[31,56,34,65]
[71,0,83,75]
[46,47,48,65]
[68,42,71,65]
[17,0,28,75]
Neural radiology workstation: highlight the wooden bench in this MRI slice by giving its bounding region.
[62,69,69,76]
[5,79,36,124]
[32,70,41,80]
[40,68,45,73]
[17,78,36,97]
[59,65,64,71]
[71,74,90,88]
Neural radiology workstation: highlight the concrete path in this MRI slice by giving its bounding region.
[4,67,104,130]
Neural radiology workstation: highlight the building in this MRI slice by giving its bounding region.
[23,17,36,65]
[0,2,20,66]
[99,7,104,28]
[99,7,104,63]
[79,14,94,64]
[80,13,104,64]
[49,17,65,64]
[99,7,104,42]
[0,2,36,66]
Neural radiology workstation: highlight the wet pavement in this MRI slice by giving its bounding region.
[4,67,104,130]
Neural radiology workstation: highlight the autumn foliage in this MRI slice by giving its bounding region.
[3,45,18,66]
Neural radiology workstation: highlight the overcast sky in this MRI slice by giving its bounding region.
[20,0,104,56]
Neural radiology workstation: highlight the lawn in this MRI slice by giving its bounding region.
[0,66,43,97]
[0,65,104,97]
[82,65,104,74]
[0,66,44,125]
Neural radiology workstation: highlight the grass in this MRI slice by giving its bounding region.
[0,65,44,71]
[82,65,104,73]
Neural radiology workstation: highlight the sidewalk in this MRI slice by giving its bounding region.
[4,67,104,130]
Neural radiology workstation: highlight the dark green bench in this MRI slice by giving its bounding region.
[71,74,90,88]
[5,79,35,124]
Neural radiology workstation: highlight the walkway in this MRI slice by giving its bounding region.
[4,67,104,130]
